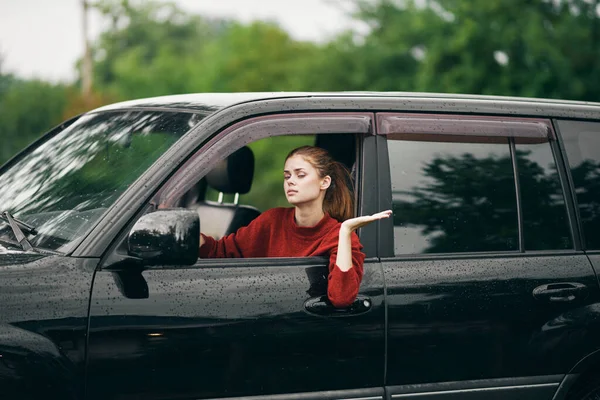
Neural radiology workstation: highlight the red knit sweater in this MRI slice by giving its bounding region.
[199,207,365,307]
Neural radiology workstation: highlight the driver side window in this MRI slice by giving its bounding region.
[152,112,370,259]
[174,133,358,243]
[198,135,315,240]
[205,135,315,213]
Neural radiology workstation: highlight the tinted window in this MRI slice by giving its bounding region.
[388,138,518,254]
[0,111,201,252]
[516,142,572,250]
[557,120,600,250]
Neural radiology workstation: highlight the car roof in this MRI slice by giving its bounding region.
[91,91,600,119]
[92,92,312,113]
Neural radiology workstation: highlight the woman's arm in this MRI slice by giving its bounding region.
[334,225,354,272]
[335,210,392,270]
[198,210,273,258]
[199,231,243,258]
[328,210,392,308]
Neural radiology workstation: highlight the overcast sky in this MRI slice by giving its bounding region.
[0,0,361,82]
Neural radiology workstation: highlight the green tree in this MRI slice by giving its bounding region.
[90,0,319,97]
[91,0,227,98]
[0,54,17,100]
[198,21,319,92]
[0,80,68,165]
[327,0,600,100]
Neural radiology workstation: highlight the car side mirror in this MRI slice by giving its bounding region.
[128,209,200,266]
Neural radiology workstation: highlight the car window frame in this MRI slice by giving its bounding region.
[375,112,581,259]
[147,111,378,258]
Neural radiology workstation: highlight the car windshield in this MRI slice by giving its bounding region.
[0,110,203,253]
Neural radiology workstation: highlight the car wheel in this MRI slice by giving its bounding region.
[571,381,600,400]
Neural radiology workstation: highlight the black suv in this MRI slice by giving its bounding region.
[1,93,599,400]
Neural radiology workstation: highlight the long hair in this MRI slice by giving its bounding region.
[285,146,354,222]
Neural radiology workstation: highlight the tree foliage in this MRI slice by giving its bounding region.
[342,0,600,99]
[0,79,68,164]
[90,0,318,97]
[393,150,575,253]
[2,0,600,215]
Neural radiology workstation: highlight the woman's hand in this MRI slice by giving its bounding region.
[341,210,392,233]
[335,210,392,273]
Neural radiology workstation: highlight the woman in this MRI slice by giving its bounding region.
[199,145,391,307]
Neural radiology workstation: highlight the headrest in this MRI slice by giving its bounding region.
[206,146,254,194]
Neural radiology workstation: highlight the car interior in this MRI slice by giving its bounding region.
[174,133,358,240]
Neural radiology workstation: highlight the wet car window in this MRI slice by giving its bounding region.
[557,120,600,250]
[515,142,573,250]
[0,111,202,252]
[388,138,519,254]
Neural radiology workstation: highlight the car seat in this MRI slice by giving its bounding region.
[196,146,261,239]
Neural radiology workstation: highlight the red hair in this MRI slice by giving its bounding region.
[286,146,354,222]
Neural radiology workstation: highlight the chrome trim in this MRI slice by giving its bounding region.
[339,397,382,400]
[204,395,382,400]
[202,389,383,400]
[391,382,559,398]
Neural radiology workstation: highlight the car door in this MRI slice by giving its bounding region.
[375,113,600,399]
[85,112,386,400]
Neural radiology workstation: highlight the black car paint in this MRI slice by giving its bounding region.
[382,254,598,396]
[0,93,599,400]
[86,259,385,399]
[0,252,98,399]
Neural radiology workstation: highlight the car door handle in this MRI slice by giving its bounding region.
[533,282,589,303]
[304,295,372,317]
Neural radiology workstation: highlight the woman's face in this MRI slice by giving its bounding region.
[283,155,330,206]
